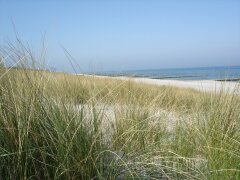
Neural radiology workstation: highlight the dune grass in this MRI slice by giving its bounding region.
[0,42,240,179]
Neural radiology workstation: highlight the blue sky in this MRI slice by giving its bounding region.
[0,0,240,72]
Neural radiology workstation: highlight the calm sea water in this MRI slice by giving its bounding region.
[100,66,240,81]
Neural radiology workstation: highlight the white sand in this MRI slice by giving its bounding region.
[82,74,240,94]
[124,77,239,94]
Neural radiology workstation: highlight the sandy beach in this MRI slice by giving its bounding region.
[85,75,240,94]
[126,77,240,94]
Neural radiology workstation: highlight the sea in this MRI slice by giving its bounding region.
[97,66,240,81]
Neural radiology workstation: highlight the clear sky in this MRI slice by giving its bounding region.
[1,0,240,72]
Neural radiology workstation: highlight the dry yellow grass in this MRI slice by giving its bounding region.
[1,42,240,179]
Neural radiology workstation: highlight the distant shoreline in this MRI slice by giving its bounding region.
[91,65,240,81]
[79,74,240,94]
[85,73,240,82]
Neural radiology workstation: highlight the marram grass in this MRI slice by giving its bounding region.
[0,43,240,179]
